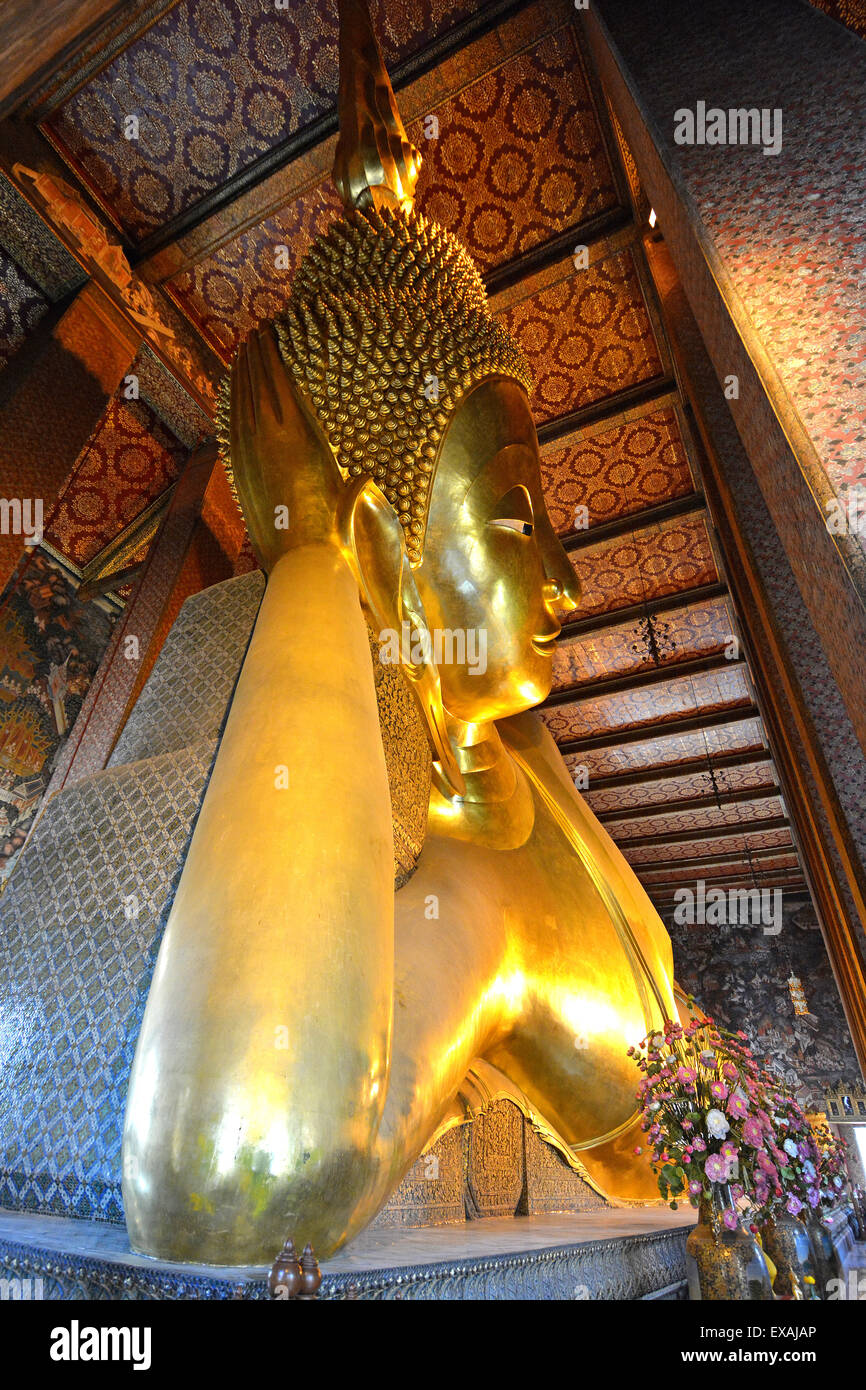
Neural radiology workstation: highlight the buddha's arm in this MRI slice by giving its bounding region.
[122,541,396,1263]
[500,708,677,1022]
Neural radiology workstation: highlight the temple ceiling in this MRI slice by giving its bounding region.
[0,0,807,908]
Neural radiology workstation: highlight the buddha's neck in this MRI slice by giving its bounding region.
[446,717,513,799]
[426,713,535,847]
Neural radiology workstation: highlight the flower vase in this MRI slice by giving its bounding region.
[761,1213,819,1298]
[686,1191,774,1300]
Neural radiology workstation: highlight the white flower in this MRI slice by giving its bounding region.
[706,1108,730,1139]
[783,1138,799,1157]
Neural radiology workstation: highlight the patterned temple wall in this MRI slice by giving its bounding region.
[665,893,862,1111]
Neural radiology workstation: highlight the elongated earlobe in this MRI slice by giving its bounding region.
[338,477,465,798]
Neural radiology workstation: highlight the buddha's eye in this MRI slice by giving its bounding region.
[489,485,534,536]
[490,518,534,536]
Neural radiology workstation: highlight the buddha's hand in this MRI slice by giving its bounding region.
[229,322,344,568]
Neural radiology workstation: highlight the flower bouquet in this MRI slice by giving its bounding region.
[812,1122,850,1210]
[630,1015,777,1223]
[754,1077,822,1297]
[629,1013,775,1299]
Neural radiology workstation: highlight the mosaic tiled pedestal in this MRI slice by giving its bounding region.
[0,1208,693,1301]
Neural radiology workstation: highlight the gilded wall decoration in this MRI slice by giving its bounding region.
[667,894,862,1109]
[0,173,85,303]
[0,550,115,876]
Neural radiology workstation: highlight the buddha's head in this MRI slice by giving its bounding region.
[256,205,580,726]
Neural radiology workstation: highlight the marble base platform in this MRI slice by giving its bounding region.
[0,1207,694,1301]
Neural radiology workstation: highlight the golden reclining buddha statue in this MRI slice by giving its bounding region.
[121,0,678,1264]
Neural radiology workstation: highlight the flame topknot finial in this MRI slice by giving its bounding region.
[332,0,422,214]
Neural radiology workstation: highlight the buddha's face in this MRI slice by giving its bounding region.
[414,377,580,723]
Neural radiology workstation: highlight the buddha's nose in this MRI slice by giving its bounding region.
[543,554,580,616]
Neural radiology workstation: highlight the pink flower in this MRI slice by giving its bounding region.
[756,1152,779,1181]
[720,1140,739,1163]
[742,1117,764,1147]
[727,1092,749,1119]
[722,1062,738,1081]
[710,1081,729,1102]
[677,1065,696,1085]
[722,1208,739,1231]
[704,1153,728,1183]
[633,1146,642,1156]
[689,1180,703,1196]
[693,1136,707,1152]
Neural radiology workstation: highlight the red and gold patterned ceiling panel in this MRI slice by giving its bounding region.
[496,248,663,424]
[609,794,785,843]
[411,27,617,272]
[542,663,752,745]
[540,406,694,538]
[638,853,801,885]
[44,394,187,567]
[583,760,777,815]
[622,826,794,866]
[565,512,718,621]
[167,180,342,359]
[42,0,482,240]
[562,717,765,783]
[167,20,619,361]
[551,594,731,692]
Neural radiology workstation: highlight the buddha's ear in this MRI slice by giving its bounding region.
[338,477,465,798]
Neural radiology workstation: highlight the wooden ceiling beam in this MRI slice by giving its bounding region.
[584,747,772,792]
[625,846,799,875]
[651,878,808,903]
[485,205,633,302]
[612,815,790,850]
[557,702,761,755]
[537,376,678,452]
[560,491,706,553]
[558,580,728,642]
[597,783,781,824]
[544,652,744,708]
[646,870,806,893]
